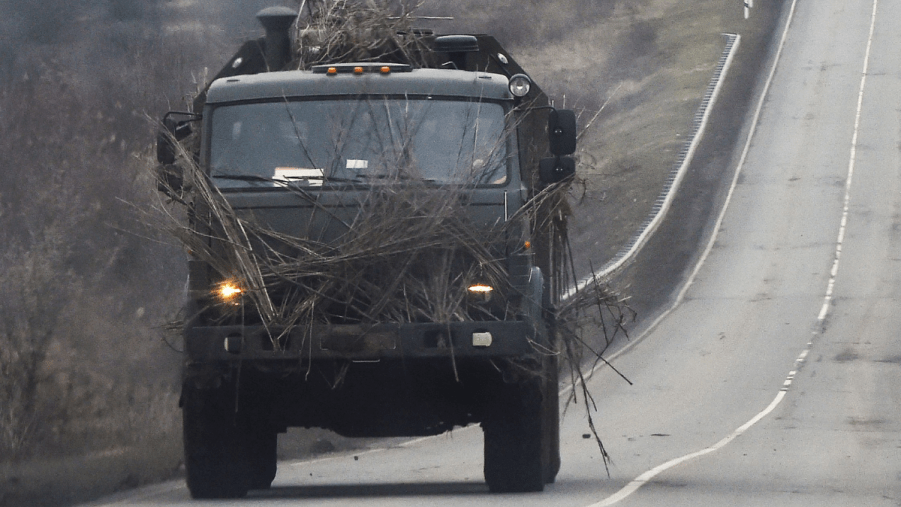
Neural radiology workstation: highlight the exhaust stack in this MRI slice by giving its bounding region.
[256,6,298,71]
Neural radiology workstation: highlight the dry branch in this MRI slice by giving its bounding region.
[292,0,435,70]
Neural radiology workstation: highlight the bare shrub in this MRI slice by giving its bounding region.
[0,237,79,459]
[0,5,202,462]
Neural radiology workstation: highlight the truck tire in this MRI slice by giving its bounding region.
[182,383,250,499]
[542,358,561,484]
[483,378,545,493]
[247,428,278,490]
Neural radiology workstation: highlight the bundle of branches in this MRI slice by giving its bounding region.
[557,271,634,383]
[156,148,632,468]
[292,0,435,69]
[172,164,513,337]
[556,261,635,471]
[153,133,633,477]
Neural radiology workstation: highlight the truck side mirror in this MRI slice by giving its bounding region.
[156,114,194,197]
[548,109,577,156]
[156,129,177,165]
[156,116,193,164]
[539,156,575,185]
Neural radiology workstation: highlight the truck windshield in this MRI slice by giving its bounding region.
[209,97,510,188]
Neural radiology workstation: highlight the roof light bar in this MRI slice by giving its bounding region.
[312,63,413,74]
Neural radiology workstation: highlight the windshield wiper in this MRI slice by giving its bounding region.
[213,174,274,182]
[213,173,439,185]
[356,174,438,184]
[212,174,363,185]
[322,176,365,183]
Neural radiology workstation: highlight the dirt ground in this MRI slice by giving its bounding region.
[0,1,783,506]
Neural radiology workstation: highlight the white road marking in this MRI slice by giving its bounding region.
[585,0,880,504]
[817,0,878,324]
[590,391,787,507]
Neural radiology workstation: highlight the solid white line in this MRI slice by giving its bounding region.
[591,390,787,507]
[817,0,878,323]
[586,0,880,504]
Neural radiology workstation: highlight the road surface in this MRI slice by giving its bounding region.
[87,0,901,504]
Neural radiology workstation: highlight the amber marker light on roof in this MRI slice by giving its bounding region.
[380,66,391,74]
[327,67,338,75]
[354,66,364,74]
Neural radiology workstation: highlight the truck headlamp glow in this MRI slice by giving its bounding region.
[216,281,243,303]
[467,284,494,303]
[508,74,532,97]
[467,284,494,294]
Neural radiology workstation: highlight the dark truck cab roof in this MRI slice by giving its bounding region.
[204,66,515,104]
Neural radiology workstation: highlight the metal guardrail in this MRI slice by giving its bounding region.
[564,33,741,300]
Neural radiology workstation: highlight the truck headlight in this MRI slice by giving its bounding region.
[508,74,531,97]
[467,284,494,302]
[216,281,243,304]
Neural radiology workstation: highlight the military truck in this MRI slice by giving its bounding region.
[157,6,577,498]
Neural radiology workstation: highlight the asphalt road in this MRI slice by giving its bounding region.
[86,0,901,505]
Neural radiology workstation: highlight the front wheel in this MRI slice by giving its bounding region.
[542,356,561,484]
[182,383,250,499]
[247,427,278,490]
[483,378,546,493]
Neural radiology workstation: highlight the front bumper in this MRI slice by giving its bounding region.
[185,320,538,363]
